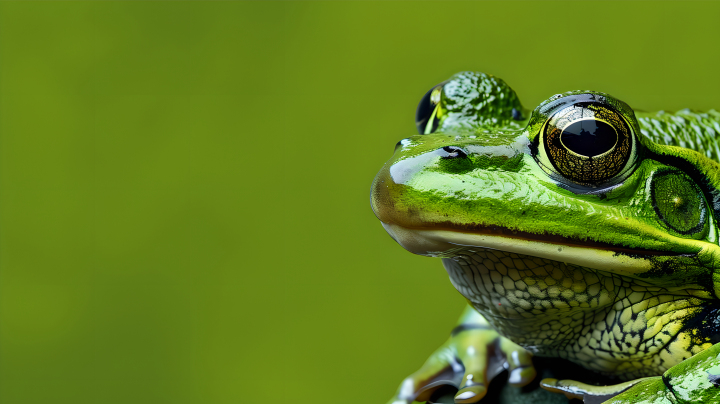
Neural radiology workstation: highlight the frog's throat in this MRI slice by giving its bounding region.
[381,222,655,277]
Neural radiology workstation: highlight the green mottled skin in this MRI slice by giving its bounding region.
[373,72,720,403]
[638,110,720,162]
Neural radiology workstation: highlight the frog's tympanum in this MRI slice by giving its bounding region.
[371,72,720,404]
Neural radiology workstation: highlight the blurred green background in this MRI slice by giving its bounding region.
[0,1,718,403]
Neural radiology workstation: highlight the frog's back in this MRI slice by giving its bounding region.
[637,109,720,163]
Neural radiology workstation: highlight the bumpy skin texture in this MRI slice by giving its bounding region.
[372,72,720,403]
[638,110,720,163]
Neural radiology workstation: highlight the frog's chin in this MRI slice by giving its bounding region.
[381,222,654,277]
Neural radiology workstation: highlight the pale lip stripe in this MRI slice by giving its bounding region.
[381,222,653,277]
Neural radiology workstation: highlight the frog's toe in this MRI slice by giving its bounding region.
[499,338,536,387]
[452,355,489,403]
[387,318,538,403]
[450,335,523,402]
[453,384,485,403]
[386,345,462,404]
[539,377,650,402]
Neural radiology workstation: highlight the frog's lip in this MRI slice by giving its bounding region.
[380,222,682,277]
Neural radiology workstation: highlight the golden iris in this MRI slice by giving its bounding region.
[543,103,632,185]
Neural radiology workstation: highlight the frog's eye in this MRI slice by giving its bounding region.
[415,82,445,135]
[651,171,707,236]
[538,102,636,187]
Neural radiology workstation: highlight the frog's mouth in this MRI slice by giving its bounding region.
[380,222,668,277]
[382,222,720,379]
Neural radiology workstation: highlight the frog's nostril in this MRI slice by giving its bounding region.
[441,146,468,159]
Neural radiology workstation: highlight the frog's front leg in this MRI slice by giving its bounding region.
[388,305,536,404]
[540,342,720,404]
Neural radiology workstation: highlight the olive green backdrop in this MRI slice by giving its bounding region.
[0,1,718,403]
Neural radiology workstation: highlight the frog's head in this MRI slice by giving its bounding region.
[371,72,720,375]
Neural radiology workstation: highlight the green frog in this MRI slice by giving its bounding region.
[371,72,720,403]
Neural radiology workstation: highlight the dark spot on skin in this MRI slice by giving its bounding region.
[512,108,523,121]
[451,324,491,337]
[684,303,720,345]
[708,373,720,387]
[637,255,704,278]
[528,138,539,158]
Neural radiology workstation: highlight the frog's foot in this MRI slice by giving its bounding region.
[387,327,536,404]
[539,377,649,403]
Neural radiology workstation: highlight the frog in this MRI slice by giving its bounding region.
[370,71,720,403]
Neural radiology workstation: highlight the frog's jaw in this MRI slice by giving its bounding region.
[382,222,719,379]
[381,222,654,278]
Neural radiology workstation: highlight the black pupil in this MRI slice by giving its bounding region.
[560,119,617,157]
